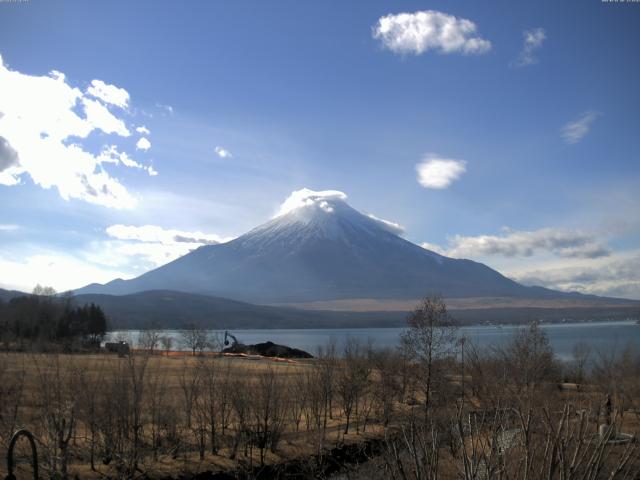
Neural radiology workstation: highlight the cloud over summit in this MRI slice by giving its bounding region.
[276,188,348,217]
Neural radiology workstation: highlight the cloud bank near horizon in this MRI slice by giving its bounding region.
[421,227,610,260]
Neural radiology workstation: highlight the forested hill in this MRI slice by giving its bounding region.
[2,288,638,330]
[0,287,25,302]
[73,290,407,329]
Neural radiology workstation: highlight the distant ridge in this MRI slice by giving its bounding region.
[71,290,640,329]
[2,288,638,329]
[74,290,407,329]
[0,287,27,302]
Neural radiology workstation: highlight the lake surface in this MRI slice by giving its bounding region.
[108,320,640,361]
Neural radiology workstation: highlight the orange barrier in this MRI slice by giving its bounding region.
[131,348,304,364]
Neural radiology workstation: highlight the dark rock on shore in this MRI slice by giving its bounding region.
[223,341,313,359]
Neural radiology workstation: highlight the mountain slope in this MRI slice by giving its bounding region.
[76,192,589,303]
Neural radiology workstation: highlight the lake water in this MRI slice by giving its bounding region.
[108,320,640,361]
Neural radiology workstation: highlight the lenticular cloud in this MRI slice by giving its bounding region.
[275,188,348,217]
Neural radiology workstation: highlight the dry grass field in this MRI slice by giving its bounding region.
[1,319,640,480]
[0,348,398,479]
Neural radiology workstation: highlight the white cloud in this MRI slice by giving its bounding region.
[156,102,173,114]
[136,125,150,135]
[106,224,228,245]
[420,242,447,255]
[1,223,234,292]
[0,253,131,293]
[373,10,491,56]
[0,224,19,231]
[214,145,232,158]
[511,252,640,300]
[95,241,195,270]
[98,145,157,176]
[422,227,611,260]
[82,98,130,136]
[0,135,19,172]
[0,54,153,208]
[512,28,546,67]
[276,188,348,217]
[416,154,467,189]
[86,79,130,108]
[103,224,233,269]
[136,137,151,151]
[562,111,599,144]
[367,213,405,236]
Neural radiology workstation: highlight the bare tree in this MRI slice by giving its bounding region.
[230,373,251,460]
[400,295,458,416]
[337,338,372,434]
[200,358,221,454]
[250,366,287,466]
[304,367,328,457]
[178,357,202,456]
[34,355,76,480]
[32,284,57,296]
[74,358,107,471]
[317,339,337,426]
[0,353,25,444]
[592,341,640,425]
[288,371,307,432]
[125,353,149,474]
[216,360,233,437]
[160,335,174,356]
[180,324,209,356]
[569,341,592,384]
[382,412,440,480]
[138,328,161,353]
[496,322,559,410]
[372,348,400,427]
[145,361,168,461]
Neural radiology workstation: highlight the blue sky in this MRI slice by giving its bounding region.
[0,0,639,298]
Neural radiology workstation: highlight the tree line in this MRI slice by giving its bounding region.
[0,285,107,349]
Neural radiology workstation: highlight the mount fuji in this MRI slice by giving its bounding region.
[76,189,585,304]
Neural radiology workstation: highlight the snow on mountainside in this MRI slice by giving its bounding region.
[75,189,580,303]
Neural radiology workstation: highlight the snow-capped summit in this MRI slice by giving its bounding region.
[237,188,407,251]
[76,188,567,303]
